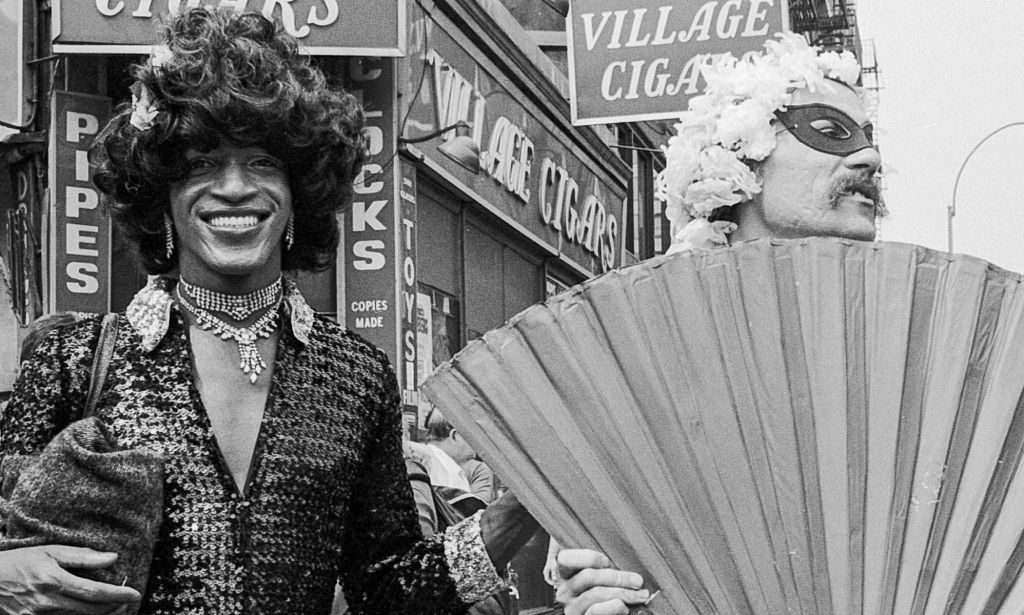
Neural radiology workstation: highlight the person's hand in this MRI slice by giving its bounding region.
[543,537,561,587]
[554,548,649,615]
[543,552,560,587]
[0,545,142,614]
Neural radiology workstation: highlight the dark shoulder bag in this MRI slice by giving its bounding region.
[0,313,165,609]
[84,312,120,417]
[1,313,119,497]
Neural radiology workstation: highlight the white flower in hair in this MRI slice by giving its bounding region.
[766,36,819,89]
[715,98,775,159]
[685,146,762,217]
[130,83,160,132]
[666,219,737,255]
[818,49,861,85]
[149,45,172,69]
[128,47,170,132]
[656,32,862,253]
[659,131,704,225]
[703,55,789,110]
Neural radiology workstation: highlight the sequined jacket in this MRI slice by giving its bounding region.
[0,278,501,615]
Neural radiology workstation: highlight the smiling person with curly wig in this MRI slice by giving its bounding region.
[0,8,523,615]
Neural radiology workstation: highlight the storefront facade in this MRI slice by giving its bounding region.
[389,0,628,424]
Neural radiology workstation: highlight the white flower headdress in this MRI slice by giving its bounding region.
[655,33,861,253]
[129,46,171,132]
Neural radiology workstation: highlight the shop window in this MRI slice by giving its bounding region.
[465,222,503,339]
[414,283,460,426]
[653,191,667,256]
[622,144,656,260]
[503,247,541,319]
[545,274,570,299]
[464,218,542,340]
[653,159,670,256]
[417,183,462,299]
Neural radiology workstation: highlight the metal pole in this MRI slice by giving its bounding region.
[947,205,953,255]
[950,122,1024,254]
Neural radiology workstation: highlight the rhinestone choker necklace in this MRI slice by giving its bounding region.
[178,275,282,321]
[176,285,282,384]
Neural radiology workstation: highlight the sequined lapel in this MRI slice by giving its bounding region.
[281,277,314,346]
[126,277,175,353]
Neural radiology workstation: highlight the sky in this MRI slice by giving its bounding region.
[856,0,1024,274]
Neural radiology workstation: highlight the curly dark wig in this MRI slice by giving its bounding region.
[90,8,367,274]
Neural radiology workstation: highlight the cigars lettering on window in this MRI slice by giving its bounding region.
[403,4,628,275]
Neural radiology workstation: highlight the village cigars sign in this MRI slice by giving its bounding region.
[567,0,789,125]
[52,0,405,56]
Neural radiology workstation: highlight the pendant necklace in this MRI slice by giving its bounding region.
[176,283,283,384]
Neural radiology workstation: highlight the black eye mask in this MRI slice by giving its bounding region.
[774,103,875,157]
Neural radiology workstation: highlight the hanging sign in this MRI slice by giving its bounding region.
[50,91,112,314]
[567,0,789,125]
[52,0,405,56]
[343,58,400,364]
[397,157,418,414]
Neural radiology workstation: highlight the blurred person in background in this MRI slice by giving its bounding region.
[423,406,496,504]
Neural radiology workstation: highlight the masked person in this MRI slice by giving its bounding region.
[0,8,533,615]
[554,33,884,615]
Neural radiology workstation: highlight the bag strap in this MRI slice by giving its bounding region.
[406,459,431,486]
[84,313,119,418]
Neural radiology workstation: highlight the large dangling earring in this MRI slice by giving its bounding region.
[164,214,175,260]
[285,214,294,251]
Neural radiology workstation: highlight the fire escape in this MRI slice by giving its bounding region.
[790,0,859,55]
[789,0,880,142]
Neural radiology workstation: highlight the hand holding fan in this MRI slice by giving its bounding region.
[422,237,1024,615]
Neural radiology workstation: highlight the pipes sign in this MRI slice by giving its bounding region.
[50,91,112,313]
[567,0,789,125]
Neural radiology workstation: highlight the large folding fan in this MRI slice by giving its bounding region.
[422,237,1024,615]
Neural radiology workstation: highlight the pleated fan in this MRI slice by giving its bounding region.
[421,237,1024,615]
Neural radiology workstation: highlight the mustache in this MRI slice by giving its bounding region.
[830,173,887,217]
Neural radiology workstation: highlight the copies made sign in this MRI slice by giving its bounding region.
[53,0,405,56]
[567,0,789,125]
[343,58,400,366]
